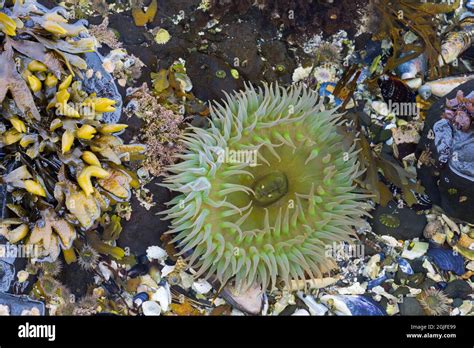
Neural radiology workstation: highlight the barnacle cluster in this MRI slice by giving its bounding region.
[0,0,143,262]
[163,84,369,290]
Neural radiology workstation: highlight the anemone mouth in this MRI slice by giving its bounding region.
[163,83,369,290]
[252,171,289,207]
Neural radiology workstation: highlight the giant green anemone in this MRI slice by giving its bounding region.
[162,83,369,290]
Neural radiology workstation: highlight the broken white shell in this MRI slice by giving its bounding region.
[161,265,175,277]
[372,286,398,302]
[297,292,328,315]
[151,284,171,313]
[142,301,161,316]
[401,241,429,260]
[21,307,40,316]
[422,259,437,276]
[146,245,167,261]
[98,262,112,281]
[337,282,367,295]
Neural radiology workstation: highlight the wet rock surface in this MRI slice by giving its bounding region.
[9,0,470,319]
[417,80,474,223]
[118,181,172,256]
[399,296,425,316]
[91,0,298,103]
[58,262,95,300]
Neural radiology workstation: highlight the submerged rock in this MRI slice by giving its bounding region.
[370,201,427,240]
[186,52,242,101]
[452,297,463,307]
[417,80,474,223]
[399,296,424,316]
[58,262,95,300]
[444,280,472,299]
[118,182,172,255]
[402,241,429,260]
[421,278,437,290]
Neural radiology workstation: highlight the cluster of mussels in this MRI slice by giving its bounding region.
[442,90,474,131]
[0,0,144,262]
